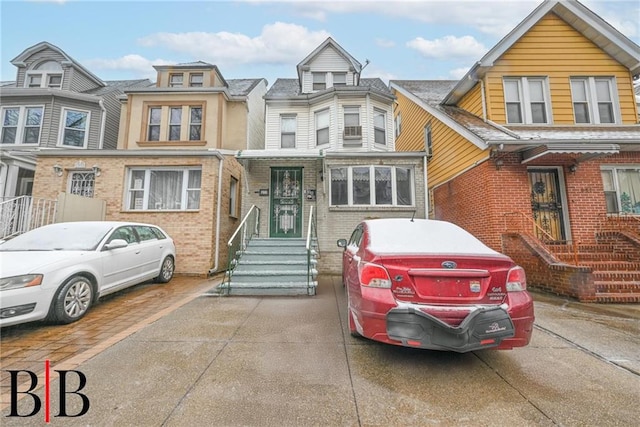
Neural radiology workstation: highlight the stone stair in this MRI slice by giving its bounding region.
[554,243,640,303]
[219,238,318,296]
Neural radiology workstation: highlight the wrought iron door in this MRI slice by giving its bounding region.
[528,169,566,242]
[270,167,302,238]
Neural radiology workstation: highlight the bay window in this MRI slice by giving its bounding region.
[127,167,202,211]
[374,109,386,145]
[316,109,329,146]
[1,106,44,145]
[144,104,205,142]
[330,166,413,207]
[59,108,89,148]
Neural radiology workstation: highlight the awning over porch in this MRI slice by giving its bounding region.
[236,149,324,160]
[521,143,620,164]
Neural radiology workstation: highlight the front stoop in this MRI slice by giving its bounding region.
[555,244,640,303]
[218,238,318,296]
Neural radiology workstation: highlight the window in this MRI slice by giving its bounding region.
[374,109,386,145]
[571,77,618,124]
[343,107,361,142]
[168,107,182,140]
[424,123,432,158]
[127,168,202,211]
[189,107,202,141]
[229,176,239,217]
[312,73,326,91]
[281,115,296,148]
[169,74,183,87]
[503,77,550,124]
[189,73,203,87]
[25,61,63,88]
[315,109,329,146]
[69,171,95,197]
[333,73,346,86]
[148,107,161,141]
[395,113,402,137]
[330,166,413,207]
[601,167,640,214]
[1,106,43,145]
[60,109,89,148]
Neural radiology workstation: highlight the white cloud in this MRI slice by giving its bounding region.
[407,35,487,59]
[449,67,470,79]
[85,55,172,79]
[137,22,331,67]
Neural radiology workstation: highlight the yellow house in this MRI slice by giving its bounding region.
[390,0,640,303]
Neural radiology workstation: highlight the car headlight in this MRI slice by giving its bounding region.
[0,274,43,291]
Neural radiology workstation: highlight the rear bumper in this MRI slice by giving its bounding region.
[386,304,515,352]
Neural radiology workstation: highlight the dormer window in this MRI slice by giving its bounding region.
[25,60,63,89]
[333,73,346,87]
[313,73,326,91]
[189,73,203,87]
[169,74,183,88]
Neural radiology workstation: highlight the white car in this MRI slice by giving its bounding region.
[0,221,176,327]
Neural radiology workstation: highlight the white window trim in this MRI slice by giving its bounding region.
[312,72,326,91]
[125,167,202,211]
[229,176,239,217]
[58,108,91,148]
[315,109,330,146]
[503,77,552,124]
[329,165,414,207]
[280,114,297,148]
[0,105,45,145]
[24,71,63,88]
[67,170,95,198]
[601,165,640,214]
[374,108,387,146]
[570,76,620,124]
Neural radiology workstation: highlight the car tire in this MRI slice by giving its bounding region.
[156,256,175,283]
[49,276,93,324]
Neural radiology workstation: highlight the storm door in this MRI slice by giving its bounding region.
[270,167,302,238]
[528,169,566,242]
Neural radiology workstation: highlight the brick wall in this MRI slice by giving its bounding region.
[33,153,242,276]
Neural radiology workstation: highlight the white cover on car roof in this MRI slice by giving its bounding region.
[365,218,502,256]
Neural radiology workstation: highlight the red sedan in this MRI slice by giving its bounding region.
[337,218,534,352]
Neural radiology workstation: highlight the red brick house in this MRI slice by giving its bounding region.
[391,0,640,302]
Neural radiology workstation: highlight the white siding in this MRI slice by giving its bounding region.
[301,46,354,93]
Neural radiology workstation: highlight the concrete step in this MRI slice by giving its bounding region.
[249,238,307,247]
[241,252,309,262]
[218,281,317,296]
[236,260,315,272]
[231,270,314,283]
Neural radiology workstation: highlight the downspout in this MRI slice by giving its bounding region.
[98,99,106,149]
[209,152,225,274]
[423,155,428,219]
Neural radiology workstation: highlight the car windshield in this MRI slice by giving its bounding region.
[0,222,115,251]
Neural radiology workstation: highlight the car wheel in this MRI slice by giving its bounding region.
[156,256,175,283]
[50,276,93,324]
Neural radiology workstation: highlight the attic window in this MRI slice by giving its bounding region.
[170,74,183,88]
[503,77,550,124]
[333,73,346,86]
[189,73,203,87]
[313,73,326,91]
[25,61,63,89]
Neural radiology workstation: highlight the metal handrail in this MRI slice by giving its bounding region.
[0,196,57,240]
[306,206,319,293]
[224,205,260,292]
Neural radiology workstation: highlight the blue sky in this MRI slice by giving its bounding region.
[1,0,639,87]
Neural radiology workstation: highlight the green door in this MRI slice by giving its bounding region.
[270,167,303,238]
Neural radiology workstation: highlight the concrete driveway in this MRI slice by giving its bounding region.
[2,276,639,426]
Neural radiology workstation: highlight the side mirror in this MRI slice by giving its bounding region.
[104,239,128,250]
[336,239,347,248]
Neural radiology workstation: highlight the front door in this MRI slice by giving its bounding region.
[270,167,302,238]
[528,169,566,242]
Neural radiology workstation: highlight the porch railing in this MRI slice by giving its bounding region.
[224,205,260,292]
[0,196,57,240]
[306,205,319,293]
[503,211,580,265]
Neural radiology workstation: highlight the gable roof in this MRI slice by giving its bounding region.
[443,0,640,105]
[296,37,363,83]
[11,41,105,87]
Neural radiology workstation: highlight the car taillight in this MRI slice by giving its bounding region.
[506,266,527,292]
[358,262,392,288]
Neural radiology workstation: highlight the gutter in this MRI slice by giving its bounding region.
[98,99,106,149]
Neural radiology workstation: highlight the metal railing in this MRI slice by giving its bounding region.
[503,211,580,265]
[0,196,57,240]
[306,205,319,293]
[224,205,260,291]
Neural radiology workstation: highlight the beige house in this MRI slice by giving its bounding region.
[31,62,267,276]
